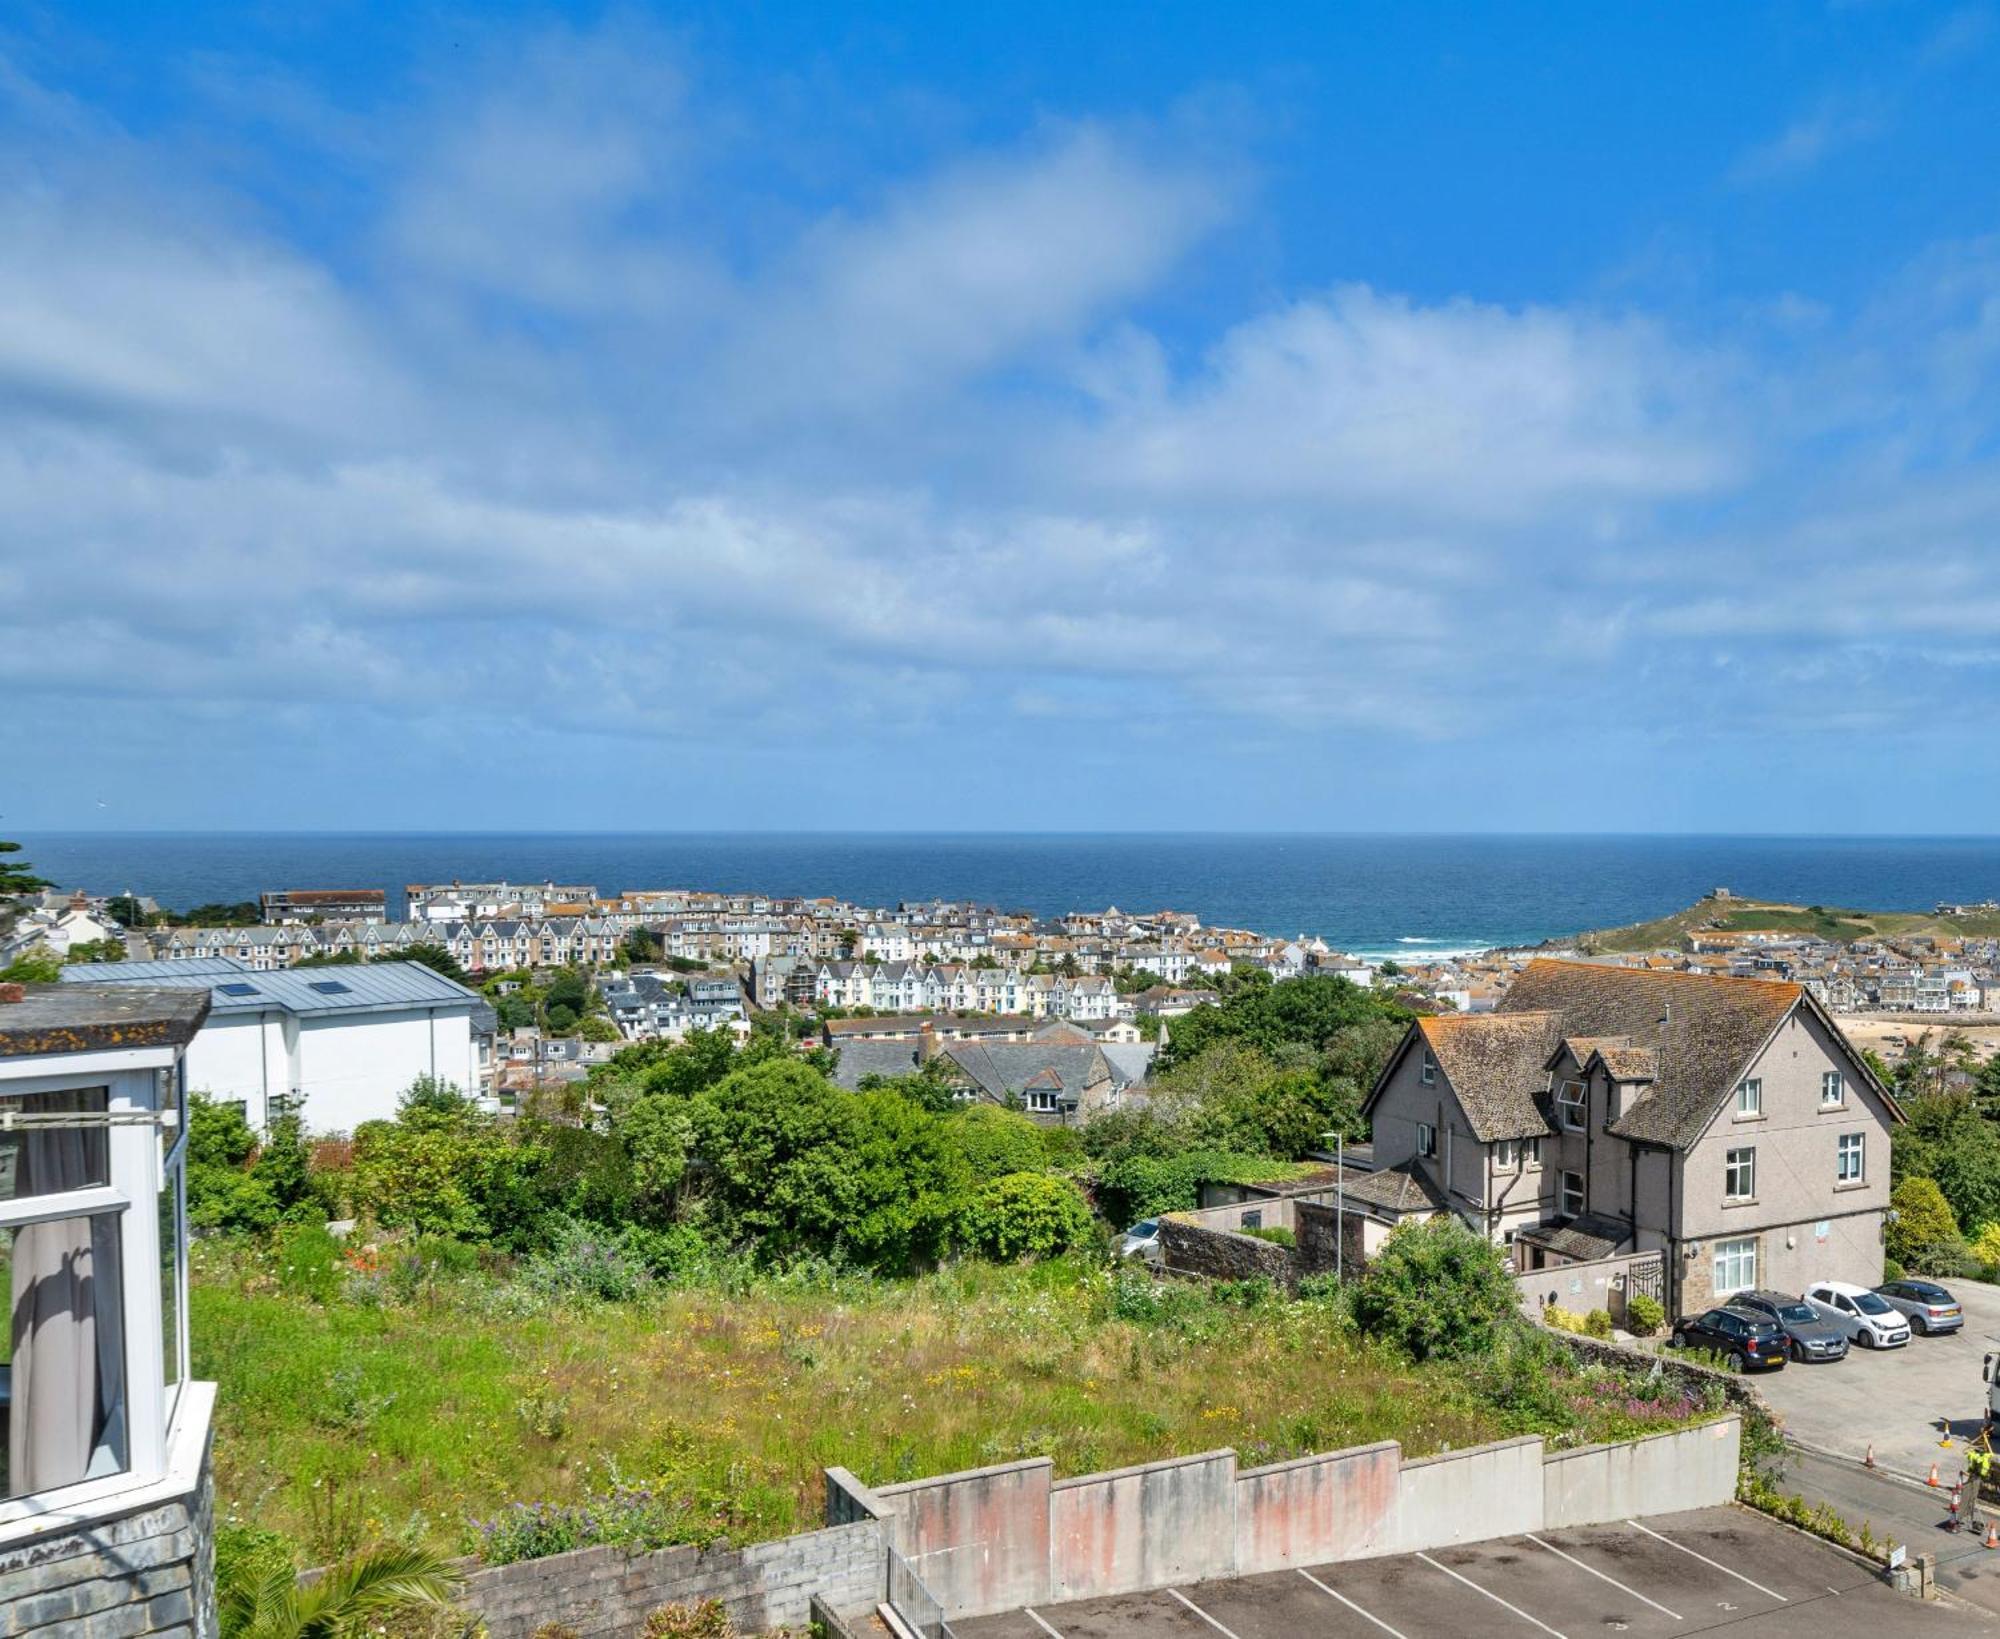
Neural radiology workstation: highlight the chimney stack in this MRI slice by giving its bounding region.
[918,1021,938,1064]
[0,983,26,1004]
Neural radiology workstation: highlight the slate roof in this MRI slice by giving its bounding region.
[1411,1010,1564,1141]
[1334,1160,1447,1216]
[1517,1211,1629,1261]
[60,953,487,1020]
[829,1040,923,1088]
[944,1042,1110,1106]
[1498,959,1812,1149]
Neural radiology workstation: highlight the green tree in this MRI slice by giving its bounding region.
[351,1093,545,1245]
[640,1029,739,1100]
[0,840,49,897]
[1354,1217,1517,1361]
[621,1093,695,1219]
[1887,1175,1964,1273]
[689,1060,971,1271]
[946,1104,1051,1181]
[399,944,470,985]
[1892,1093,2000,1233]
[623,927,665,964]
[961,1172,1097,1261]
[182,902,262,927]
[64,937,127,964]
[0,947,63,983]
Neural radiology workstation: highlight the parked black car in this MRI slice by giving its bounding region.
[1669,1305,1790,1372]
[1728,1289,1849,1363]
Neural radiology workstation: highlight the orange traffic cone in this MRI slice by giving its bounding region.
[1865,1444,1876,1469]
[1931,1462,1943,1486]
[1983,1520,1997,1550]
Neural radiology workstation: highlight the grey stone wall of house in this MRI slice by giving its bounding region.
[0,1449,216,1639]
[1291,1199,1371,1279]
[458,1520,884,1638]
[1541,1328,1770,1422]
[1158,1215,1297,1286]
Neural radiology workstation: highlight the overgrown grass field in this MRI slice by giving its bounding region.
[195,1237,1717,1568]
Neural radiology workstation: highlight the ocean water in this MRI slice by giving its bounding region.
[16,833,2000,957]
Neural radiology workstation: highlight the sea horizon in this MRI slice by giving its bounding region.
[17,830,2000,957]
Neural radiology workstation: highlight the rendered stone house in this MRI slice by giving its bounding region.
[1362,959,1902,1319]
[0,980,217,1638]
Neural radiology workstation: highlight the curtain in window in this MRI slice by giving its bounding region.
[8,1091,122,1495]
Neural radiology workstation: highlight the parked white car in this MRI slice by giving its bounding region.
[1803,1279,1912,1349]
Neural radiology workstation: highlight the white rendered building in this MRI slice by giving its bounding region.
[60,955,495,1132]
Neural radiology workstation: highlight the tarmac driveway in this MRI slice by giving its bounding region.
[1756,1276,2000,1479]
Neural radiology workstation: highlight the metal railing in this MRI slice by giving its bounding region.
[885,1544,959,1639]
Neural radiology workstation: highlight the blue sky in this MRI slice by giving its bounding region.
[5,2,2000,831]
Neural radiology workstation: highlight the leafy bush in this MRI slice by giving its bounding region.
[947,1105,1052,1182]
[642,1601,735,1639]
[1582,1308,1614,1339]
[960,1173,1097,1261]
[272,1221,345,1304]
[1355,1218,1516,1361]
[1887,1175,1964,1273]
[350,1098,546,1246]
[1240,1225,1296,1247]
[1625,1294,1664,1337]
[471,1487,697,1565]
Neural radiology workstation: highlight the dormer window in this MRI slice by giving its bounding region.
[1557,1080,1585,1131]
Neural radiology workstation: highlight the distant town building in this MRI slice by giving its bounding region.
[260,888,387,924]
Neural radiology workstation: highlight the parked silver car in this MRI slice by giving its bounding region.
[1119,1219,1162,1265]
[1804,1280,1911,1349]
[1729,1289,1849,1363]
[1874,1278,1965,1336]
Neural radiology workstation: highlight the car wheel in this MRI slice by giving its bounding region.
[1731,1349,1749,1372]
[1671,1329,1689,1351]
[1858,1329,1875,1349]
[1790,1341,1805,1363]
[1914,1314,1930,1336]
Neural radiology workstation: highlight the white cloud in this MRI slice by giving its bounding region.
[1730,97,1885,185]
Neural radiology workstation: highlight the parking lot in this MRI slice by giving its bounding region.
[954,1507,1993,1637]
[1756,1277,2000,1477]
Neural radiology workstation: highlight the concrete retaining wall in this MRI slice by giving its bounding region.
[1544,1420,1743,1529]
[850,1417,1743,1621]
[1049,1449,1238,1602]
[877,1458,1052,1617]
[1381,1436,1544,1554]
[1233,1442,1399,1571]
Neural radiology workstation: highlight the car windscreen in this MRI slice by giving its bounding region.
[1776,1304,1816,1323]
[1130,1220,1157,1236]
[1854,1292,1894,1315]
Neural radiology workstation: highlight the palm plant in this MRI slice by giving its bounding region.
[220,1542,464,1639]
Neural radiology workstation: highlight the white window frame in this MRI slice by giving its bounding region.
[1837,1131,1864,1183]
[1494,1138,1518,1170]
[1821,1070,1845,1108]
[1558,1170,1584,1217]
[1416,1122,1437,1158]
[1522,1136,1542,1168]
[1735,1077,1762,1117]
[1557,1080,1585,1132]
[1725,1145,1756,1200]
[1714,1236,1757,1296]
[0,1058,180,1532]
[1420,1048,1436,1086]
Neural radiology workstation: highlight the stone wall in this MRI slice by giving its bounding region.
[1157,1215,1297,1285]
[1541,1327,1771,1423]
[459,1521,884,1638]
[1514,1250,1664,1325]
[0,1392,217,1639]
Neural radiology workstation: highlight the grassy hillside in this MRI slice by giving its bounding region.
[195,1240,1715,1568]
[1577,892,2000,954]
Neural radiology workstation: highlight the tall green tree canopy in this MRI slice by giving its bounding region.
[0,841,49,897]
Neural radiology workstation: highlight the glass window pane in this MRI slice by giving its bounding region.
[0,1088,111,1204]
[0,1212,127,1499]
[161,1171,184,1410]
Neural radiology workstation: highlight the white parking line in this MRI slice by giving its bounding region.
[1525,1533,1682,1620]
[1416,1552,1568,1638]
[1022,1608,1065,1639]
[1624,1519,1788,1602]
[1296,1569,1411,1639]
[1168,1588,1245,1639]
